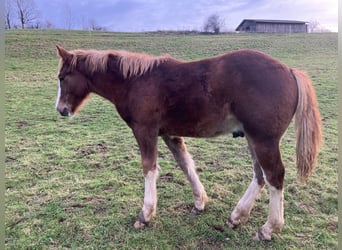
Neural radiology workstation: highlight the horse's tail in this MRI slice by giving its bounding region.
[291,68,322,183]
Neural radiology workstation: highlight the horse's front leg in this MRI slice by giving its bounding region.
[132,128,159,229]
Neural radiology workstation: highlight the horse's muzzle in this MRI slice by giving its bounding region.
[59,107,70,117]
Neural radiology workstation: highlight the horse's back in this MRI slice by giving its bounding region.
[132,50,298,140]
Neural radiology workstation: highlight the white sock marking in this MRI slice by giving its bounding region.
[266,186,284,230]
[238,178,262,209]
[142,169,158,220]
[231,177,263,223]
[182,152,207,210]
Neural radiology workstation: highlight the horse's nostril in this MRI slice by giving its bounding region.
[60,107,69,116]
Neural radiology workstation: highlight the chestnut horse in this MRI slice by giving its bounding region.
[55,45,322,240]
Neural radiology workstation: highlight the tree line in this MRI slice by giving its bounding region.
[6,0,38,29]
[5,0,227,33]
[5,0,330,33]
[5,0,106,30]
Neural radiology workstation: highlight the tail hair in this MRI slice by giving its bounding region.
[292,68,322,183]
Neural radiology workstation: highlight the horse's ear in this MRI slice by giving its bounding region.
[56,45,71,61]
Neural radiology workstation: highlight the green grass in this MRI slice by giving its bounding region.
[5,30,337,249]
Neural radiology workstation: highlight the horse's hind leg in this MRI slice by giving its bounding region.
[162,135,208,212]
[228,139,266,228]
[252,140,285,241]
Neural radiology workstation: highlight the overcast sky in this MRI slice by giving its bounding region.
[34,0,338,32]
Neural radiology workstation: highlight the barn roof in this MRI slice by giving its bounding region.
[235,19,308,31]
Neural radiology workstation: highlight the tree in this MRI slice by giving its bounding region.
[14,0,39,29]
[308,20,331,33]
[63,3,74,30]
[5,0,13,29]
[203,14,225,34]
[308,20,320,33]
[89,19,106,31]
[45,20,53,29]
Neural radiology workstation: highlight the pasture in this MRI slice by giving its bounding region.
[5,30,337,249]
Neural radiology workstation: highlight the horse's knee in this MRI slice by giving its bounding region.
[253,144,285,189]
[263,167,285,190]
[141,159,158,175]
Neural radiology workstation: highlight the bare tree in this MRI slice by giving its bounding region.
[203,14,225,34]
[14,0,39,29]
[89,19,98,30]
[308,20,320,33]
[5,0,13,29]
[88,19,106,31]
[45,20,53,29]
[63,3,75,30]
[308,20,331,33]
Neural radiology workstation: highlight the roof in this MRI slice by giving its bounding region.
[236,19,308,31]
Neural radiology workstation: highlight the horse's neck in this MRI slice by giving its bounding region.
[89,72,126,105]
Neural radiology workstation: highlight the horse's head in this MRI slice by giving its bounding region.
[55,45,90,117]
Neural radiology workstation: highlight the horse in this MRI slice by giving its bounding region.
[55,45,322,240]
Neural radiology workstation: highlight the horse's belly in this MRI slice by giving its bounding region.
[160,114,243,138]
[203,115,243,137]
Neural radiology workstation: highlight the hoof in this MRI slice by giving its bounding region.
[134,212,149,229]
[134,220,146,229]
[191,207,204,215]
[227,217,238,229]
[253,230,272,241]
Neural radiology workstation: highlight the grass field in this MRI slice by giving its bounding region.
[5,30,337,249]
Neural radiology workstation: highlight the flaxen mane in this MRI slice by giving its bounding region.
[117,51,171,78]
[62,49,171,79]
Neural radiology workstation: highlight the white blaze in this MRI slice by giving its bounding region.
[55,80,61,110]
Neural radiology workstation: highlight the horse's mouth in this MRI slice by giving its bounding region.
[59,107,72,117]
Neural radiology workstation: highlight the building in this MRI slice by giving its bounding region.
[235,19,308,33]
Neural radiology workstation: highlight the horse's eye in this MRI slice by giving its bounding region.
[59,76,65,81]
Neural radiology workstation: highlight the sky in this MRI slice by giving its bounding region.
[33,0,338,32]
